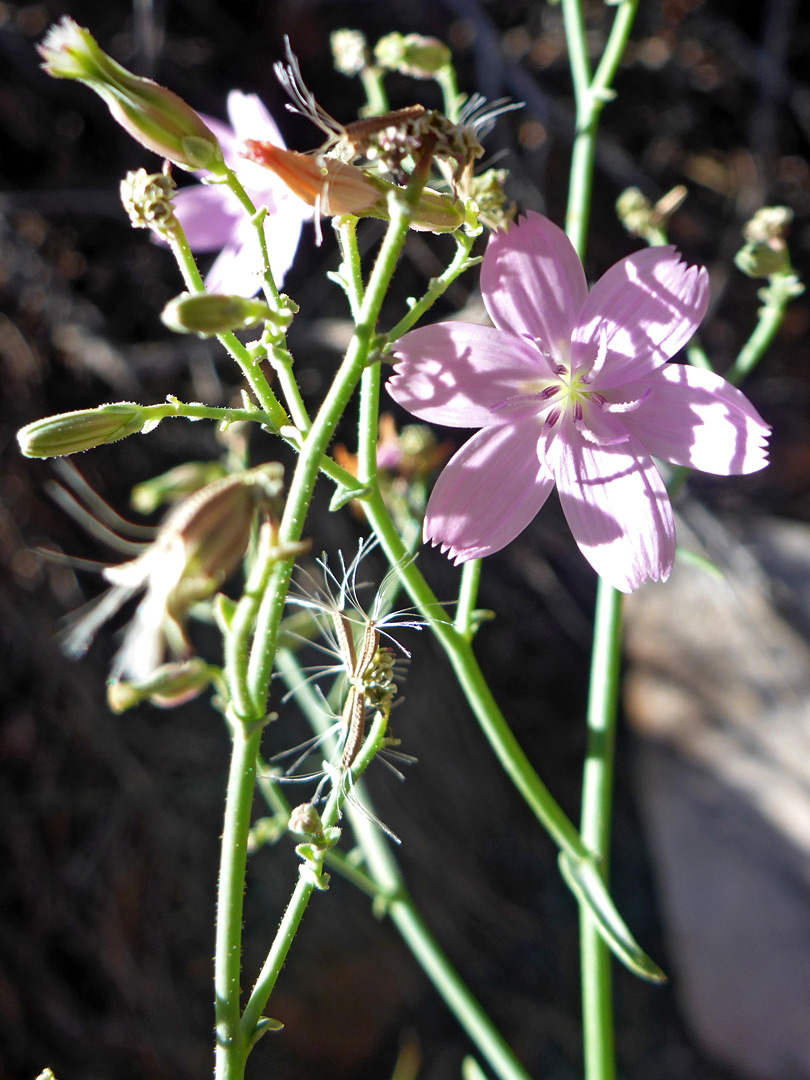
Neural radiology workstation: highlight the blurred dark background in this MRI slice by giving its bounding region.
[2,1,809,1079]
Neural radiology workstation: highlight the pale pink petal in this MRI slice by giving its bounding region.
[204,225,263,296]
[172,185,240,251]
[571,247,709,386]
[227,91,285,145]
[480,211,587,352]
[388,323,553,428]
[424,422,554,560]
[615,363,771,474]
[547,415,675,592]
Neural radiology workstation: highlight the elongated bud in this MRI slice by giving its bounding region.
[121,167,178,236]
[130,461,228,514]
[107,657,212,712]
[243,142,463,233]
[161,292,274,336]
[38,18,225,173]
[17,402,147,458]
[374,33,452,78]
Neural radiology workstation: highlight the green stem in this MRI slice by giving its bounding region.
[213,191,423,1080]
[360,65,389,115]
[454,559,482,640]
[362,487,587,861]
[274,649,533,1080]
[166,219,288,429]
[222,167,281,305]
[386,230,479,343]
[141,398,279,431]
[215,722,264,1080]
[239,707,390,1043]
[579,581,622,1080]
[562,0,639,253]
[560,4,638,1077]
[728,272,798,384]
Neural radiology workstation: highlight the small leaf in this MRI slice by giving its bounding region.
[247,1016,284,1050]
[329,483,372,511]
[559,852,666,982]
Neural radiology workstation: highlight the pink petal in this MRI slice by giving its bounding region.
[388,323,552,428]
[204,225,263,296]
[424,422,555,561]
[480,211,588,350]
[571,247,709,386]
[547,415,675,592]
[227,91,285,145]
[617,363,771,474]
[172,186,239,252]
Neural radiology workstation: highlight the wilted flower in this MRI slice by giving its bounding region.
[243,141,464,233]
[171,91,313,296]
[387,212,770,592]
[62,465,284,680]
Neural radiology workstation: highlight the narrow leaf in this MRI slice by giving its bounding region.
[559,852,666,982]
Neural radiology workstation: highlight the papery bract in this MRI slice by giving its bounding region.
[387,212,770,592]
[172,91,312,297]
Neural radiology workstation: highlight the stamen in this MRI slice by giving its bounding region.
[545,407,561,429]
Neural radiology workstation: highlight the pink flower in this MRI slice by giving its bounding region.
[387,212,770,592]
[171,91,312,296]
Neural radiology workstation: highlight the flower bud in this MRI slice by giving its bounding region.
[17,402,147,458]
[130,461,228,514]
[107,657,212,712]
[330,29,370,76]
[38,18,225,173]
[288,803,325,840]
[120,167,178,236]
[161,292,274,336]
[243,142,463,233]
[374,33,452,78]
[735,206,795,279]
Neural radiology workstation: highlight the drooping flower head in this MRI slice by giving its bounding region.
[171,91,313,296]
[387,212,770,592]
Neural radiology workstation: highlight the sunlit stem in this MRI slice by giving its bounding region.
[273,648,534,1080]
[560,1,639,1077]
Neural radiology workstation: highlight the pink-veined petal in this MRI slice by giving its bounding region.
[171,185,240,251]
[480,211,587,352]
[547,414,675,592]
[572,246,709,385]
[616,363,771,474]
[424,422,554,561]
[388,323,553,428]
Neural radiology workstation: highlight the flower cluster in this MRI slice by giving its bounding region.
[387,212,770,591]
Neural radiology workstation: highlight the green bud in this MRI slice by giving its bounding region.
[130,461,228,514]
[161,292,274,337]
[38,18,225,173]
[330,29,370,76]
[121,167,178,236]
[374,33,452,78]
[107,657,212,712]
[17,402,147,458]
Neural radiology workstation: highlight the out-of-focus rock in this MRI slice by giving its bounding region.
[624,504,810,1079]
